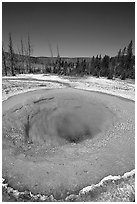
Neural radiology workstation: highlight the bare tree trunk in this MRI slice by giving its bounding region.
[27,33,32,73]
[8,33,15,76]
[21,39,25,73]
[2,43,7,76]
[24,43,28,73]
[48,42,54,73]
[17,46,22,74]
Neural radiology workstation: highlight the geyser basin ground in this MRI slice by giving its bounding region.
[2,88,135,199]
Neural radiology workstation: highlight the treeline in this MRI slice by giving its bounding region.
[49,40,134,80]
[2,33,135,80]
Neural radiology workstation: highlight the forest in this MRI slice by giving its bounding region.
[2,33,135,80]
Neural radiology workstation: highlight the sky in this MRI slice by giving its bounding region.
[2,2,135,57]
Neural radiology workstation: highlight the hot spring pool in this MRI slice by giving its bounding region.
[2,88,135,199]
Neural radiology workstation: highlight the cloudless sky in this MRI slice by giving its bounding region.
[2,2,135,57]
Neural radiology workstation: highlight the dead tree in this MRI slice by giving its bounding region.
[20,39,25,73]
[2,43,7,76]
[8,33,15,76]
[17,46,21,74]
[27,33,33,73]
[57,43,60,58]
[56,43,61,73]
[48,42,54,73]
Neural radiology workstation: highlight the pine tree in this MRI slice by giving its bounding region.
[98,54,102,77]
[131,56,135,79]
[119,47,126,78]
[81,59,86,76]
[93,55,98,76]
[100,55,110,77]
[120,49,126,80]
[122,47,126,56]
[115,48,124,78]
[127,40,133,57]
[107,57,115,79]
[117,49,121,61]
[2,43,7,76]
[96,55,101,77]
[76,58,80,75]
[125,40,133,78]
[89,56,95,75]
